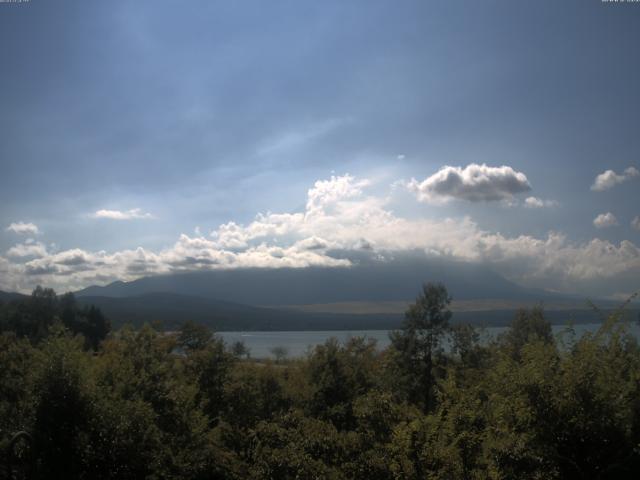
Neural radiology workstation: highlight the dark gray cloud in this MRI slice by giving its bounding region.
[24,264,58,276]
[408,164,531,203]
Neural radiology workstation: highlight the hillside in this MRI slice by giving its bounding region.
[0,290,27,303]
[1,286,635,331]
[75,257,565,305]
[76,293,403,331]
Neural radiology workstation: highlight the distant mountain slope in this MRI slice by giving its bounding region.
[76,257,562,305]
[0,290,27,303]
[2,289,631,331]
[77,292,403,331]
[73,293,629,330]
[76,293,623,331]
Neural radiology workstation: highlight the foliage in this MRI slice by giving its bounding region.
[270,346,289,363]
[388,282,452,410]
[0,287,110,349]
[1,285,639,479]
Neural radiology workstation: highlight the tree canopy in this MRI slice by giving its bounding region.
[1,284,639,479]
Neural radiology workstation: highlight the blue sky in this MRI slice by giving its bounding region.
[1,0,639,296]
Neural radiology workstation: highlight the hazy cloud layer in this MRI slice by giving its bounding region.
[2,175,639,297]
[407,164,531,204]
[6,222,40,235]
[632,216,640,231]
[593,212,619,229]
[92,209,154,220]
[591,167,639,192]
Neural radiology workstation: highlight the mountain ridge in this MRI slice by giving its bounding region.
[75,257,567,305]
[1,288,632,331]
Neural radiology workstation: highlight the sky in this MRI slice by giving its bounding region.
[1,0,639,298]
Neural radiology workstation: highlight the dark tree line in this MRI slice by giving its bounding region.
[1,283,639,479]
[0,287,110,349]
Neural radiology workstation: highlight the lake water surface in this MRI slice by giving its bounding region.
[220,322,640,359]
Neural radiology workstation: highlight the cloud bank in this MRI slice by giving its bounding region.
[2,174,639,297]
[407,163,531,204]
[591,167,639,192]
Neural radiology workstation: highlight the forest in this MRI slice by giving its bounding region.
[1,284,639,479]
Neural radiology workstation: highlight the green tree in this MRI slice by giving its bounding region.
[388,283,452,411]
[0,332,36,435]
[223,363,288,429]
[178,320,213,351]
[499,306,553,359]
[231,340,250,359]
[94,324,226,479]
[306,337,378,430]
[3,286,58,341]
[1,289,109,349]
[270,345,289,363]
[248,412,349,479]
[178,325,235,424]
[30,326,95,479]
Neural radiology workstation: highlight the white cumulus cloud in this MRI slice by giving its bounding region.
[6,240,48,259]
[591,167,639,192]
[407,163,531,204]
[92,208,154,220]
[1,174,639,297]
[593,212,619,229]
[6,222,40,235]
[524,197,558,208]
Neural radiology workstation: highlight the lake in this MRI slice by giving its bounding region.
[219,322,640,359]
